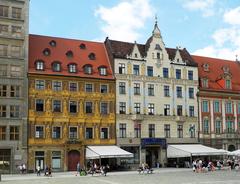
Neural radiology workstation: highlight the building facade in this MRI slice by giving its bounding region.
[105,22,199,168]
[0,0,29,173]
[28,35,115,172]
[193,55,240,151]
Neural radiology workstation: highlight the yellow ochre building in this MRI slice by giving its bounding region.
[28,35,116,171]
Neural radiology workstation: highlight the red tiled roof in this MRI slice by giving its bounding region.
[29,34,114,80]
[192,55,240,93]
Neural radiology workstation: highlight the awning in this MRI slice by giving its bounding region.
[228,149,240,156]
[167,144,228,158]
[86,145,134,159]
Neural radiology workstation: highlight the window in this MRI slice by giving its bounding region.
[202,79,208,88]
[189,88,194,99]
[176,86,182,98]
[88,53,96,60]
[53,100,61,112]
[134,103,140,114]
[177,125,183,138]
[134,123,141,138]
[36,61,44,70]
[149,124,155,138]
[188,70,193,80]
[0,65,7,76]
[119,82,126,94]
[12,26,21,37]
[10,86,20,97]
[238,103,240,114]
[119,123,126,138]
[0,126,6,140]
[85,102,93,113]
[52,151,61,169]
[134,83,140,95]
[10,66,21,77]
[202,101,209,112]
[0,24,8,34]
[69,82,77,92]
[119,102,126,114]
[49,40,56,47]
[100,102,108,114]
[36,99,44,112]
[66,50,73,58]
[189,125,195,138]
[0,85,7,97]
[85,84,93,92]
[11,46,21,57]
[177,105,182,116]
[118,63,125,74]
[225,102,232,114]
[133,65,139,75]
[52,127,61,139]
[100,84,108,93]
[53,81,62,91]
[69,101,77,113]
[68,64,77,73]
[225,79,231,89]
[203,119,209,134]
[0,105,6,117]
[10,126,19,140]
[176,69,181,79]
[226,121,234,133]
[163,68,169,78]
[148,84,154,96]
[10,105,19,118]
[12,7,21,19]
[35,80,45,90]
[79,43,86,49]
[86,128,93,139]
[43,48,50,56]
[163,104,170,116]
[214,101,220,113]
[0,44,8,56]
[35,126,44,138]
[52,62,61,72]
[164,124,170,138]
[101,128,108,139]
[69,127,77,139]
[99,67,107,76]
[83,65,92,74]
[157,52,161,59]
[147,66,153,76]
[215,120,221,134]
[148,103,154,115]
[164,86,170,97]
[189,106,194,117]
[0,6,8,17]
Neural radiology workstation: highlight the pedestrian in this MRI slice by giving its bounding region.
[48,165,52,177]
[19,164,23,174]
[37,165,41,176]
[44,165,49,176]
[76,162,81,176]
[22,163,26,174]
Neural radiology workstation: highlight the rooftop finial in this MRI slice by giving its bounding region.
[236,54,238,62]
[155,14,158,25]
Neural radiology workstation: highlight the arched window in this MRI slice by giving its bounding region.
[43,48,51,56]
[35,60,44,70]
[83,65,92,74]
[66,50,73,58]
[88,53,96,60]
[98,66,107,76]
[68,64,77,73]
[79,43,86,49]
[52,61,61,72]
[49,40,56,47]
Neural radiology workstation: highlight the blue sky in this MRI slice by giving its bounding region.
[30,0,240,60]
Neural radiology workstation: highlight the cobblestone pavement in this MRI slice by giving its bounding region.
[2,168,240,184]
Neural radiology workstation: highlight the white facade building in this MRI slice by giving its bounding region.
[105,22,199,168]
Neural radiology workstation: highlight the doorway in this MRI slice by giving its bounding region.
[68,150,80,171]
[228,145,236,152]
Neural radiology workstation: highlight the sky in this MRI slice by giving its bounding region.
[30,0,240,60]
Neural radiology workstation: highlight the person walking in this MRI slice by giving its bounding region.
[37,165,41,176]
[76,162,81,176]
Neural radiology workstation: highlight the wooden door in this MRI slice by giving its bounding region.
[68,150,80,171]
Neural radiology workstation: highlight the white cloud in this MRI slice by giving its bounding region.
[182,0,215,17]
[224,6,240,25]
[95,0,154,42]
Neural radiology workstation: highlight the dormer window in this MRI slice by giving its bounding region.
[99,67,107,76]
[43,48,50,56]
[225,79,231,89]
[155,44,161,50]
[223,66,230,74]
[88,53,96,60]
[157,52,161,59]
[203,63,209,72]
[35,60,44,70]
[202,78,208,88]
[49,40,56,47]
[66,50,73,58]
[83,65,92,74]
[68,64,77,73]
[80,43,86,49]
[134,53,138,58]
[52,62,61,72]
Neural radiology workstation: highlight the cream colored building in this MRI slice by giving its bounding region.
[105,21,198,168]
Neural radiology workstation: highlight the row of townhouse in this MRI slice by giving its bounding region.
[1,0,240,174]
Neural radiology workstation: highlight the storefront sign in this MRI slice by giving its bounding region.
[141,138,166,149]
